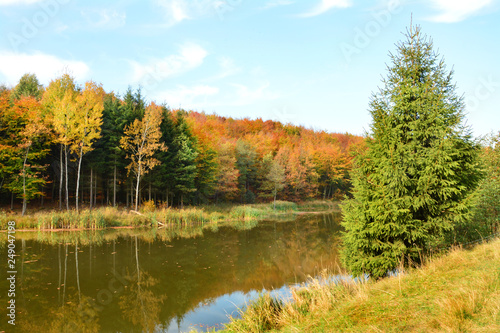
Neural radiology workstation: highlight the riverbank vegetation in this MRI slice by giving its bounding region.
[222,237,500,332]
[0,200,337,230]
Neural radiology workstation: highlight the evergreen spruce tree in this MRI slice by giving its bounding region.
[172,112,198,208]
[11,73,43,101]
[155,107,177,206]
[341,25,481,279]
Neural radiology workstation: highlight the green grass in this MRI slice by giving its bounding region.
[222,238,500,332]
[0,200,337,230]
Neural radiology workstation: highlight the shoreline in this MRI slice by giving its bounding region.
[0,200,340,232]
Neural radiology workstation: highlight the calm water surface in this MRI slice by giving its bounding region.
[0,213,342,332]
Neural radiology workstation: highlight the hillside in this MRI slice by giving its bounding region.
[0,83,364,212]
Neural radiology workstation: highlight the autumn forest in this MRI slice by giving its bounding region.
[0,73,363,216]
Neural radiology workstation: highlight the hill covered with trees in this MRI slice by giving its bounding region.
[0,74,363,215]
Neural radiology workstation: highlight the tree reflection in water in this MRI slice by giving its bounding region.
[0,213,342,332]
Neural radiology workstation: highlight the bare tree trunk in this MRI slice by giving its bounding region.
[94,174,97,208]
[135,164,141,211]
[75,146,83,214]
[21,146,30,216]
[64,145,69,211]
[59,144,63,210]
[113,163,116,207]
[90,168,93,211]
[10,191,13,210]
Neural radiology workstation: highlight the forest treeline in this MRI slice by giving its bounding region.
[0,73,364,215]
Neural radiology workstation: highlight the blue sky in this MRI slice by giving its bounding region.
[0,0,499,137]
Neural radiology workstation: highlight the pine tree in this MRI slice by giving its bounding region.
[172,112,198,208]
[11,73,43,101]
[155,107,177,207]
[341,25,481,279]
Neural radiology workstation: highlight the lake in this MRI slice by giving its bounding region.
[0,212,342,332]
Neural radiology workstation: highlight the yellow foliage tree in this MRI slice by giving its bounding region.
[70,81,105,213]
[42,74,78,211]
[120,102,165,211]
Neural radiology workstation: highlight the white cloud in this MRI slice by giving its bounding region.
[81,9,126,29]
[130,42,208,85]
[154,84,219,108]
[0,0,42,5]
[298,0,352,18]
[0,51,89,85]
[261,0,295,10]
[154,0,218,27]
[427,0,494,22]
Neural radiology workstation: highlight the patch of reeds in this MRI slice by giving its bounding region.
[0,200,337,231]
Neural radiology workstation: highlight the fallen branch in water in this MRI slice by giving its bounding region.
[129,210,165,226]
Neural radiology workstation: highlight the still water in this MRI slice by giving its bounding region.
[0,213,342,332]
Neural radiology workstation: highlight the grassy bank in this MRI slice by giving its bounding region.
[222,238,500,332]
[0,200,338,230]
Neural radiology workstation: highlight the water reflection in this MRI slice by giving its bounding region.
[0,213,342,332]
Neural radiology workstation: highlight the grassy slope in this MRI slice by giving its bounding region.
[223,238,500,332]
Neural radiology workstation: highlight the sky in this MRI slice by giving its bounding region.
[0,0,499,137]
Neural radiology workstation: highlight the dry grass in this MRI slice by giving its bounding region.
[222,238,500,332]
[0,200,336,230]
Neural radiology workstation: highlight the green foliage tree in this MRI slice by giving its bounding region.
[458,134,500,242]
[0,90,15,193]
[235,140,258,203]
[172,112,198,208]
[260,153,285,209]
[1,97,50,215]
[89,88,146,208]
[154,107,177,207]
[194,144,217,204]
[11,73,43,101]
[341,25,481,279]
